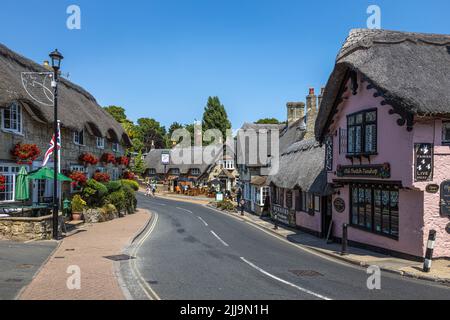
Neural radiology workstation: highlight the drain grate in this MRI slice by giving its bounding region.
[6,278,23,283]
[289,270,324,277]
[16,264,34,269]
[104,254,135,262]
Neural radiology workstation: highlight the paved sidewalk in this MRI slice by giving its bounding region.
[19,209,151,300]
[206,204,450,284]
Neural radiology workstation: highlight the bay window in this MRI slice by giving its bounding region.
[347,109,377,155]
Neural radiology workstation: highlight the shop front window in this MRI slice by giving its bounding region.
[350,184,399,238]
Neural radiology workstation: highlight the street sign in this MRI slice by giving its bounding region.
[334,198,345,213]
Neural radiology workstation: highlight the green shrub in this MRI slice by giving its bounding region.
[71,195,86,212]
[82,179,108,207]
[121,179,139,191]
[217,200,236,211]
[100,204,117,221]
[106,190,126,212]
[122,184,137,214]
[105,180,122,193]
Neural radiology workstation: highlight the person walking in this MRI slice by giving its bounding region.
[240,199,245,216]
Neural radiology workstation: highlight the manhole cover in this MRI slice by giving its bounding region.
[289,270,324,277]
[6,278,23,283]
[65,249,76,252]
[104,254,135,262]
[16,264,34,269]
[54,256,65,259]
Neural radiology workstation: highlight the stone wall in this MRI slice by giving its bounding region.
[0,215,53,241]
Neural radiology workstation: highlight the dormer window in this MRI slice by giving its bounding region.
[224,160,234,170]
[442,122,450,145]
[2,102,22,134]
[347,109,377,156]
[171,168,180,175]
[73,130,84,145]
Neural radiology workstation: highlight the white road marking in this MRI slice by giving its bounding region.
[129,213,161,300]
[176,207,193,214]
[197,216,208,227]
[240,257,332,300]
[210,231,229,247]
[153,203,166,206]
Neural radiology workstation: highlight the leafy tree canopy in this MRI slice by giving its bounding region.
[202,96,231,144]
[104,106,128,123]
[255,118,282,124]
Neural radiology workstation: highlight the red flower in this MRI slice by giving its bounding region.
[101,153,116,165]
[79,153,99,166]
[11,143,41,164]
[122,171,136,180]
[0,175,6,191]
[116,156,130,167]
[93,172,111,183]
[69,171,88,187]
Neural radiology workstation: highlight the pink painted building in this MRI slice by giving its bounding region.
[315,29,450,259]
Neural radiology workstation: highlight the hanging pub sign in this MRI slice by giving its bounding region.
[336,163,391,179]
[415,143,434,182]
[333,198,346,213]
[325,135,333,172]
[161,152,170,165]
[440,180,450,217]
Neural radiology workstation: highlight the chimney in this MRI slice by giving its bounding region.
[304,88,317,140]
[286,102,305,126]
[194,120,202,147]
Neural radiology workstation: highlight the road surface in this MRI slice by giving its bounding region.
[121,193,450,300]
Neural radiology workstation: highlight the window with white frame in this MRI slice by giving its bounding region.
[70,165,87,173]
[261,187,269,205]
[442,122,450,145]
[73,130,84,145]
[2,102,22,134]
[0,165,20,202]
[96,167,107,173]
[112,143,119,152]
[191,168,201,176]
[96,137,105,149]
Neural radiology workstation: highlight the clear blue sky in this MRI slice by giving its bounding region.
[1,0,449,129]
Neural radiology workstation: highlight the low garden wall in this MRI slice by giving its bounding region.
[0,215,53,241]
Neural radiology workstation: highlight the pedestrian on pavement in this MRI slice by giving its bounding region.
[240,199,245,216]
[152,183,157,197]
[273,212,279,230]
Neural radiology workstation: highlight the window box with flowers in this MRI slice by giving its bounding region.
[11,143,41,165]
[122,170,136,180]
[0,175,6,192]
[93,171,111,183]
[79,153,99,166]
[116,156,130,168]
[101,153,116,166]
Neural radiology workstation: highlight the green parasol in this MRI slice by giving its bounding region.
[15,166,30,201]
[27,167,72,182]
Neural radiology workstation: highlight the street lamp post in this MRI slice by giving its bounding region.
[49,49,64,240]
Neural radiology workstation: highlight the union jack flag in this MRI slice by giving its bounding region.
[42,121,61,169]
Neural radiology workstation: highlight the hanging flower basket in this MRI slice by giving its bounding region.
[69,171,88,189]
[79,153,99,166]
[122,170,136,180]
[0,175,6,191]
[11,143,41,165]
[93,172,111,183]
[116,156,130,168]
[101,153,116,165]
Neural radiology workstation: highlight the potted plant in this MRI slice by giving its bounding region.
[71,195,86,221]
[93,171,111,183]
[79,153,99,166]
[122,170,136,180]
[69,171,88,191]
[101,152,116,165]
[0,175,5,191]
[116,156,130,168]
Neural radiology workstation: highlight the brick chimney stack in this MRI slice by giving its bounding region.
[304,88,318,140]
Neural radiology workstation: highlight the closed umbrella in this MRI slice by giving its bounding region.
[15,166,30,201]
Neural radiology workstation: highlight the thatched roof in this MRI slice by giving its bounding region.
[316,29,450,140]
[268,138,329,195]
[0,44,131,146]
[144,147,220,175]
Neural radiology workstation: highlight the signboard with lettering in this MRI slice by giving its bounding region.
[161,152,170,165]
[325,135,333,172]
[415,143,434,182]
[426,184,439,194]
[272,205,295,227]
[336,163,391,179]
[440,180,450,217]
[333,198,346,213]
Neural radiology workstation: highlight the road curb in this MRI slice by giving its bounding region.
[205,204,450,286]
[130,209,154,245]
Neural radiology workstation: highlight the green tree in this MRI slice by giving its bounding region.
[255,118,282,124]
[137,118,167,151]
[202,96,231,144]
[132,151,146,176]
[104,106,128,123]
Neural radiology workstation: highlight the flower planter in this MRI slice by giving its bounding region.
[71,212,83,221]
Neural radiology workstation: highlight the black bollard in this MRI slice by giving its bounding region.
[341,223,348,256]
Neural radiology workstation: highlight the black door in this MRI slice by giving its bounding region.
[321,196,333,238]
